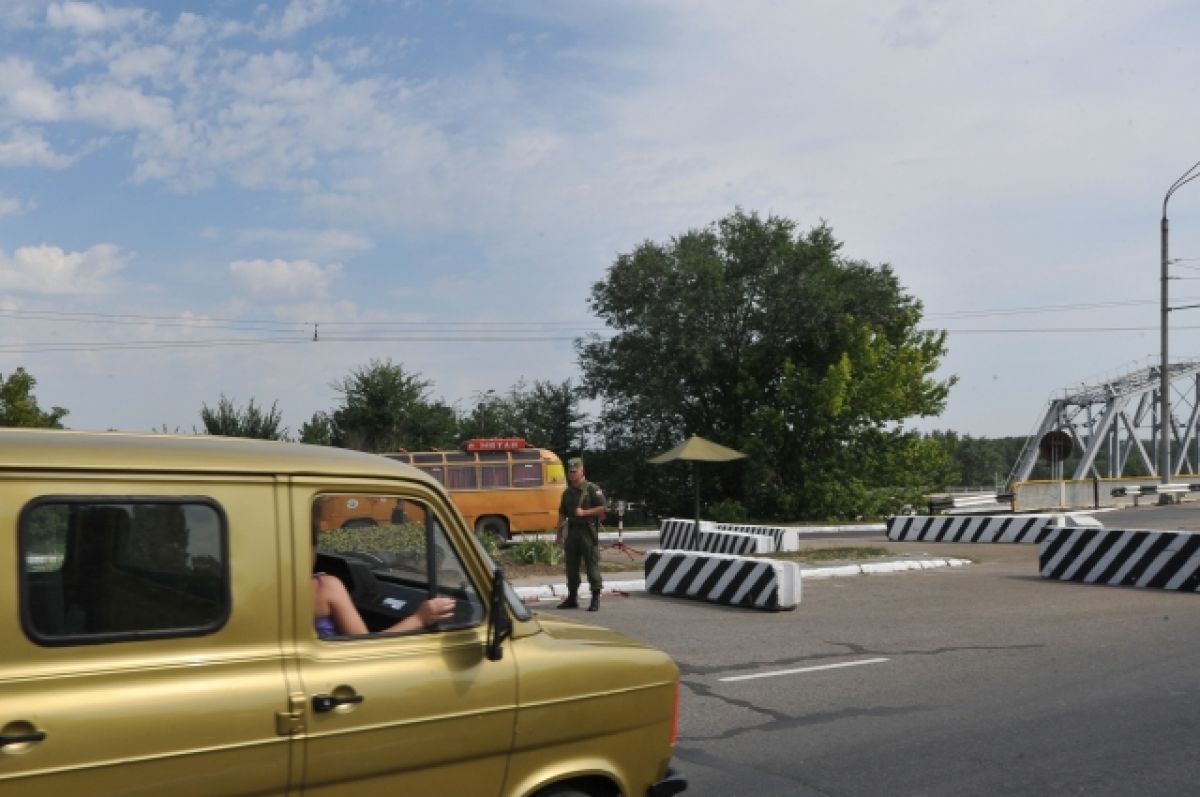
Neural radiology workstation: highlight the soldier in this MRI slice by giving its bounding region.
[555,456,606,611]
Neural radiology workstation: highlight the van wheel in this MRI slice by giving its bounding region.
[475,516,510,545]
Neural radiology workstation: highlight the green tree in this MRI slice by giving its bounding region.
[330,359,457,452]
[298,411,335,446]
[0,367,68,428]
[579,209,955,520]
[458,390,518,441]
[199,395,287,440]
[507,379,587,455]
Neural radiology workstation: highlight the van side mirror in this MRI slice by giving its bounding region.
[485,567,513,662]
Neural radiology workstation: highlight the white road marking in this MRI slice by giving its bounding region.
[719,657,890,682]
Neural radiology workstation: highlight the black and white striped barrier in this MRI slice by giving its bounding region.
[644,549,801,610]
[1110,484,1197,498]
[886,513,1103,543]
[1040,527,1200,592]
[658,518,775,554]
[658,518,699,549]
[715,523,801,552]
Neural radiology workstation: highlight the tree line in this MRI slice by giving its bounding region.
[1,209,1071,521]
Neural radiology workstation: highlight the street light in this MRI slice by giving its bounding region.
[1160,160,1200,486]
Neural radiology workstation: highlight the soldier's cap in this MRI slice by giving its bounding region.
[567,457,584,470]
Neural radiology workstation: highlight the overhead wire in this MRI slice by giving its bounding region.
[0,295,1192,353]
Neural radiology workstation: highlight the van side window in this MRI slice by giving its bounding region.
[20,500,228,644]
[313,495,485,636]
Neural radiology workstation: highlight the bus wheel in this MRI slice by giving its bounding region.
[475,516,510,545]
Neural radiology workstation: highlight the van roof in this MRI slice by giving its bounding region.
[0,428,426,480]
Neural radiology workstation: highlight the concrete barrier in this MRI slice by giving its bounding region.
[645,549,801,610]
[715,523,801,552]
[658,518,699,550]
[886,513,1102,543]
[696,528,774,555]
[1040,527,1200,591]
[658,518,775,554]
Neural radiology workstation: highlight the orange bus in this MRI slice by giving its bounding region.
[382,439,566,542]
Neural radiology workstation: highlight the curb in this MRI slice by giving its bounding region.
[514,557,971,603]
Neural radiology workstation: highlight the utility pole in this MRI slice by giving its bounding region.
[1160,160,1200,490]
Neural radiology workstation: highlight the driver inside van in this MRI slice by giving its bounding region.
[312,567,456,638]
[311,501,456,638]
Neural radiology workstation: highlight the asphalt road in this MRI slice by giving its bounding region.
[542,506,1200,796]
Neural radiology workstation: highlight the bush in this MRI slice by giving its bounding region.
[321,522,426,559]
[505,539,563,566]
[708,499,749,523]
[475,531,499,559]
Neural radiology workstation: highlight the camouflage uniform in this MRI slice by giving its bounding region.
[559,465,604,604]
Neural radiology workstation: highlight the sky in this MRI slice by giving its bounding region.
[4,0,1200,440]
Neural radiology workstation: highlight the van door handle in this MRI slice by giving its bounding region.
[0,730,46,747]
[312,693,364,713]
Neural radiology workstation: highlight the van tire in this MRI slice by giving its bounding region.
[474,516,510,544]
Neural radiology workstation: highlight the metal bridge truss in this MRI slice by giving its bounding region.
[1011,360,1200,484]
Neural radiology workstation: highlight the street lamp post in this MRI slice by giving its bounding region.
[1160,160,1200,487]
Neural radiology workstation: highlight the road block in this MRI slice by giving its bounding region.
[715,523,801,552]
[1040,527,1200,591]
[658,518,774,554]
[658,518,700,549]
[886,513,1102,543]
[644,549,801,610]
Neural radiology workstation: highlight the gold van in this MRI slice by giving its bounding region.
[0,430,686,797]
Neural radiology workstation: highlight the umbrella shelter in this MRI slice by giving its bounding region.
[648,435,747,529]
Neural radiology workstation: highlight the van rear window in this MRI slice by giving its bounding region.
[19,499,228,645]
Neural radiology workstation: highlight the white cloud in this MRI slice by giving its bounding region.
[0,57,67,120]
[107,44,174,85]
[45,2,149,34]
[233,227,374,260]
[0,194,33,217]
[229,258,343,301]
[69,81,175,131]
[260,0,345,39]
[0,243,130,294]
[0,127,73,167]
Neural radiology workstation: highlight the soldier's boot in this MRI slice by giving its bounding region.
[587,592,600,612]
[556,591,579,610]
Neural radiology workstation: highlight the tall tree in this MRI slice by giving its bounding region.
[508,379,587,455]
[298,411,335,446]
[579,209,955,519]
[330,359,457,452]
[199,395,287,440]
[0,367,68,428]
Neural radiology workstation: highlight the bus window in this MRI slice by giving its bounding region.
[481,464,509,488]
[418,466,445,484]
[512,462,542,488]
[379,443,563,536]
[447,465,477,490]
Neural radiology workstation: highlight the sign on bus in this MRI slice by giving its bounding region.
[464,438,528,452]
